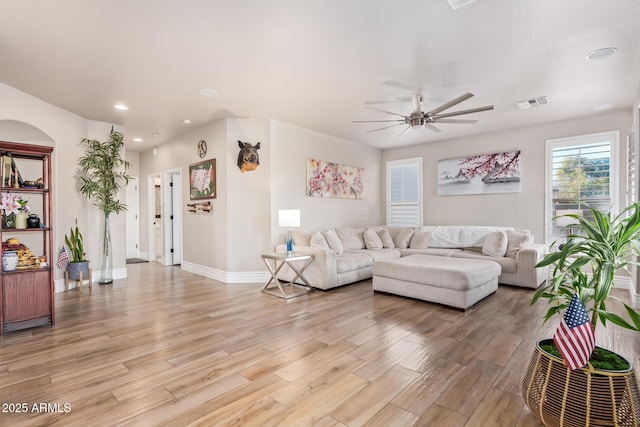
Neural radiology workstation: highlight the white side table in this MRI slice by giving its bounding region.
[261,252,315,299]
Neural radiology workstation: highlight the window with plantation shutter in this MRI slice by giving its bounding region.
[628,131,637,206]
[386,158,422,226]
[545,131,619,244]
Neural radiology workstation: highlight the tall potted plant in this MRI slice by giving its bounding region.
[65,219,89,280]
[522,202,640,426]
[78,128,131,284]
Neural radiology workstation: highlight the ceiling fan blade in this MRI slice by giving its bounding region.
[429,92,474,115]
[399,126,412,136]
[366,123,407,133]
[425,123,442,133]
[432,118,478,124]
[365,106,407,118]
[353,119,406,123]
[434,105,494,119]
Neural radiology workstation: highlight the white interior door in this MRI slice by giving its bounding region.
[125,176,140,259]
[163,170,183,266]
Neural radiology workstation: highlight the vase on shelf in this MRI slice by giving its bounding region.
[2,251,18,271]
[15,211,28,229]
[2,212,15,229]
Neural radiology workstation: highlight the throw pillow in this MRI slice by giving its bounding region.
[409,230,431,249]
[394,228,414,249]
[506,229,533,259]
[336,227,366,250]
[323,229,344,256]
[310,231,329,249]
[364,228,383,249]
[482,230,508,257]
[378,228,395,249]
[293,230,312,246]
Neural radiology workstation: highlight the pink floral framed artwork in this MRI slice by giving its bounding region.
[306,158,365,199]
[437,150,521,196]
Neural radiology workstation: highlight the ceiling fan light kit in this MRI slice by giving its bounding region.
[354,92,494,135]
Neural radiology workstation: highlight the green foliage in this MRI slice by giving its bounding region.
[540,343,630,371]
[533,202,640,334]
[79,128,131,215]
[64,219,85,262]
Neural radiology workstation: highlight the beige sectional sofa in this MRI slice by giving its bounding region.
[275,225,548,290]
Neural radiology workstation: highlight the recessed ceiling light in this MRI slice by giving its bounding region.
[593,104,613,111]
[133,137,143,142]
[198,88,219,98]
[585,47,617,61]
[114,104,129,111]
[152,132,160,137]
[182,119,192,125]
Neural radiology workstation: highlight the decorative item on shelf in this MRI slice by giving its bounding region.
[187,201,212,213]
[79,127,131,285]
[2,250,18,271]
[27,213,40,228]
[1,193,28,229]
[523,202,640,427]
[278,209,300,257]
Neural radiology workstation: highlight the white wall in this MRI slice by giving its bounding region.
[138,118,382,281]
[270,120,383,248]
[382,110,632,243]
[0,83,128,290]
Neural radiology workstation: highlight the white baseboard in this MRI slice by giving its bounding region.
[138,251,150,261]
[54,267,128,293]
[181,261,269,284]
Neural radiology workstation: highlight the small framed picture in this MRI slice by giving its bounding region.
[189,158,216,200]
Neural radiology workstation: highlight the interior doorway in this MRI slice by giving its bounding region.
[125,176,140,259]
[148,174,162,263]
[163,169,183,266]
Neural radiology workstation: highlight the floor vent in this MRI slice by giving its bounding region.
[517,96,548,109]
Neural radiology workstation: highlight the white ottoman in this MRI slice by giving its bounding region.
[372,254,500,310]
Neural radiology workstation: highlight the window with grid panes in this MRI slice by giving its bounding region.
[386,158,422,227]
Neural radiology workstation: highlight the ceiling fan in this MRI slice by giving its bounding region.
[354,92,494,135]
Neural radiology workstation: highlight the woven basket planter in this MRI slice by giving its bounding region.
[522,339,640,427]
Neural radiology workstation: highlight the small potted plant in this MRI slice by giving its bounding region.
[65,219,89,281]
[522,202,640,426]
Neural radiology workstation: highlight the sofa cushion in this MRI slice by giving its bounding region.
[293,230,312,246]
[310,231,329,249]
[336,227,366,250]
[409,231,431,249]
[506,229,533,259]
[389,228,414,249]
[377,228,395,249]
[422,225,514,248]
[364,248,401,262]
[336,251,373,273]
[323,229,344,256]
[400,248,461,257]
[364,228,383,249]
[482,231,508,257]
[451,251,517,274]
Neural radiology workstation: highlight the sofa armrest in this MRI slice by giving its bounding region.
[514,243,549,288]
[274,244,338,289]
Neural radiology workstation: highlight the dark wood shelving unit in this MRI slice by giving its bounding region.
[0,141,54,335]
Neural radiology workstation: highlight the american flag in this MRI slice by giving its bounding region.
[553,294,595,370]
[57,245,69,269]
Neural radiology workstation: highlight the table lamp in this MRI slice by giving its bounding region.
[279,209,300,256]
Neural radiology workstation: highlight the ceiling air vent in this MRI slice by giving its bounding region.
[446,0,477,10]
[517,96,548,110]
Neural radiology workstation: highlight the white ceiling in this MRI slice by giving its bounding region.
[1,0,639,151]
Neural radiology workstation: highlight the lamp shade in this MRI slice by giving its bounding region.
[555,209,583,228]
[278,209,300,228]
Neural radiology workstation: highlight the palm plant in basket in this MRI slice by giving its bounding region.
[522,202,640,427]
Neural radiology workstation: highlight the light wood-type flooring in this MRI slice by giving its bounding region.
[1,262,638,426]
